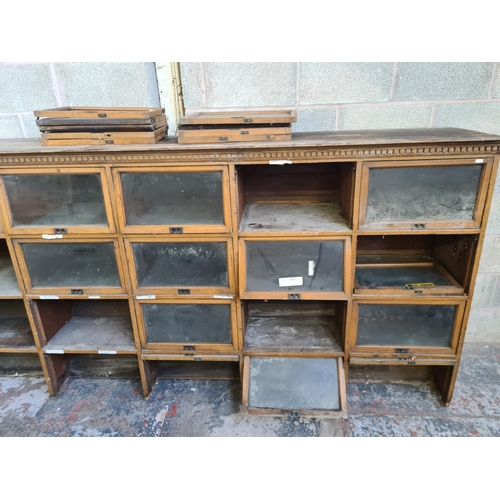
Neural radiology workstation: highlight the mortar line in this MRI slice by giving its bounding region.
[489,62,498,98]
[390,62,398,101]
[201,62,208,108]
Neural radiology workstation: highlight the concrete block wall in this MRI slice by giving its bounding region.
[180,62,500,342]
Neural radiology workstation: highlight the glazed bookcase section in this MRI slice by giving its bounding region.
[13,239,126,296]
[242,355,347,417]
[350,298,467,357]
[240,237,351,299]
[0,168,116,235]
[242,300,345,355]
[358,158,493,231]
[0,300,36,353]
[236,162,354,236]
[354,234,476,296]
[32,299,136,355]
[113,166,232,234]
[135,299,239,352]
[124,237,235,297]
[0,239,22,298]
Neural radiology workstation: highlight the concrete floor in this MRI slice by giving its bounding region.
[1,343,499,437]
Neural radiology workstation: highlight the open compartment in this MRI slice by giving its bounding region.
[0,168,115,234]
[14,239,125,296]
[0,353,43,376]
[125,237,234,296]
[236,162,354,235]
[359,158,493,231]
[242,355,346,417]
[0,300,36,352]
[0,239,22,297]
[240,237,350,299]
[355,234,476,295]
[243,300,345,354]
[32,299,136,354]
[350,298,466,356]
[136,299,238,352]
[114,166,231,233]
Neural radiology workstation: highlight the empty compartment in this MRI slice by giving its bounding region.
[18,240,123,294]
[137,300,236,351]
[117,168,228,231]
[129,239,231,294]
[237,162,354,234]
[243,301,344,353]
[35,299,136,354]
[0,353,43,376]
[355,235,476,295]
[0,240,22,297]
[243,356,346,416]
[0,300,35,351]
[242,238,348,298]
[359,159,490,230]
[156,360,240,380]
[2,172,110,230]
[353,299,465,353]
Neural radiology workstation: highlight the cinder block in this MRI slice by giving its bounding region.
[0,115,23,139]
[54,63,160,107]
[434,102,500,135]
[477,237,500,273]
[299,63,393,105]
[339,104,432,130]
[485,195,500,235]
[179,62,205,109]
[470,274,497,308]
[293,108,336,133]
[0,64,57,113]
[394,62,494,101]
[466,308,500,342]
[205,63,296,107]
[20,114,41,138]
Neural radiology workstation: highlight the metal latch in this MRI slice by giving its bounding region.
[178,289,190,295]
[218,136,228,141]
[98,113,107,118]
[105,140,114,145]
[395,348,409,354]
[183,346,195,351]
[288,294,301,300]
[169,227,183,234]
[412,223,426,230]
[54,228,67,234]
[71,289,84,295]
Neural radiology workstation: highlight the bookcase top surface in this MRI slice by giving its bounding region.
[0,128,499,155]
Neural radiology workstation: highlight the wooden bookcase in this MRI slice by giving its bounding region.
[0,128,498,416]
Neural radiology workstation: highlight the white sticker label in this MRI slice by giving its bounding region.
[88,295,101,299]
[39,295,59,300]
[46,349,64,354]
[308,261,315,276]
[213,295,234,299]
[137,294,155,300]
[269,160,292,165]
[279,276,303,287]
[42,234,63,239]
[98,350,117,355]
[475,159,484,163]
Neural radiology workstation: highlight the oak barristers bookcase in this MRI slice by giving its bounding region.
[0,128,498,417]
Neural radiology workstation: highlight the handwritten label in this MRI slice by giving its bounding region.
[475,159,484,163]
[279,277,303,287]
[88,295,101,299]
[42,234,63,239]
[213,295,234,299]
[308,261,315,276]
[137,294,155,300]
[39,295,59,300]
[269,160,292,165]
[46,349,64,354]
[98,350,117,355]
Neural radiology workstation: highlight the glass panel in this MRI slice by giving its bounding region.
[357,304,456,347]
[3,174,107,227]
[121,172,224,226]
[355,266,450,289]
[22,243,120,288]
[132,242,228,288]
[365,165,482,222]
[245,240,344,292]
[248,357,340,410]
[142,303,231,344]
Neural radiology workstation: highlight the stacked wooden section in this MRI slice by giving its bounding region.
[177,110,296,144]
[34,107,168,146]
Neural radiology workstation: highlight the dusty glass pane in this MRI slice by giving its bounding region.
[248,357,340,410]
[132,242,228,288]
[22,243,120,288]
[142,303,231,344]
[245,240,344,292]
[357,304,455,347]
[365,165,482,222]
[355,266,450,289]
[121,172,224,226]
[3,174,107,227]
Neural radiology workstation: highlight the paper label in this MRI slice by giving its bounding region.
[278,277,303,287]
[308,261,315,276]
[213,295,233,299]
[46,349,64,354]
[137,294,155,300]
[39,295,59,300]
[42,234,63,239]
[475,159,484,163]
[98,350,117,355]
[88,295,101,299]
[269,160,292,165]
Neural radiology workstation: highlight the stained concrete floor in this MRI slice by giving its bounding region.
[1,343,499,437]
